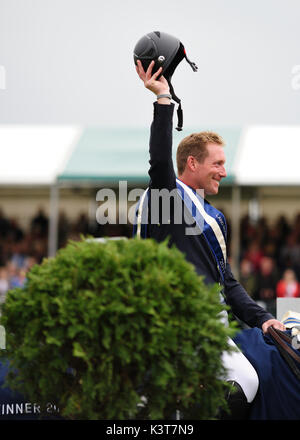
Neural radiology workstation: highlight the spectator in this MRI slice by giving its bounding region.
[279,232,300,278]
[276,269,300,298]
[275,215,291,245]
[240,258,256,297]
[0,209,10,239]
[256,217,270,250]
[240,215,256,253]
[74,212,89,235]
[281,233,300,262]
[8,218,24,242]
[243,240,265,272]
[31,208,48,238]
[24,256,38,271]
[254,256,278,316]
[0,267,9,303]
[7,263,26,289]
[10,241,26,269]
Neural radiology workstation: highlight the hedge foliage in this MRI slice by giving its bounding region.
[0,238,236,419]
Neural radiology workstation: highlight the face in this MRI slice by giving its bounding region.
[192,143,227,195]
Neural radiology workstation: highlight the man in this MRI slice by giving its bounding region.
[135,60,285,419]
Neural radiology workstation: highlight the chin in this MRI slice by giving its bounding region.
[212,181,220,195]
[206,186,219,196]
[205,190,218,196]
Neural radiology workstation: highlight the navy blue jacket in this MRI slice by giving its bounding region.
[145,102,273,329]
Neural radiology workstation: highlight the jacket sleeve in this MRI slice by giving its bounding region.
[148,102,176,190]
[224,262,274,328]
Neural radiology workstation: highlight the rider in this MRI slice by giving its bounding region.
[135,59,285,419]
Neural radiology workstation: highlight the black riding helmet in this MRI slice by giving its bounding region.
[134,31,198,131]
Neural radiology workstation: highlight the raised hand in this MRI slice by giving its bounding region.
[136,60,170,96]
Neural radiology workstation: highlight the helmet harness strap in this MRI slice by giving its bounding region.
[168,81,183,132]
[168,54,198,132]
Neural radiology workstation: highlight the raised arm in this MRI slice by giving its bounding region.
[136,60,176,190]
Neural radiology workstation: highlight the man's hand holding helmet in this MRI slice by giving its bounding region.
[136,60,171,104]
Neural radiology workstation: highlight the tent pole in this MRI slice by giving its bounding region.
[231,185,241,280]
[48,182,59,257]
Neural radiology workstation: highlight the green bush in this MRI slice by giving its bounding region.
[0,237,236,420]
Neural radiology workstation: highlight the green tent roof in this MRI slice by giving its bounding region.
[57,126,241,185]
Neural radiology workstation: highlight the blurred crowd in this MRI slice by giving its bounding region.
[0,208,131,304]
[0,208,300,317]
[234,213,300,316]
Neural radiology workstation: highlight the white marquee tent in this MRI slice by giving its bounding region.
[0,125,82,185]
[1,125,299,187]
[234,126,300,186]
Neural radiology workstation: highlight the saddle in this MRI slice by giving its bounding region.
[268,326,300,381]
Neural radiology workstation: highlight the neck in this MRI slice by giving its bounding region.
[178,175,201,191]
[177,175,206,198]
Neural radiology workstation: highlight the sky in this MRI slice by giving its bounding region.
[0,0,299,128]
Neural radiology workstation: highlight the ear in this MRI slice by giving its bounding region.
[186,155,198,172]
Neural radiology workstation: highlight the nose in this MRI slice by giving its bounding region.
[220,165,227,178]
